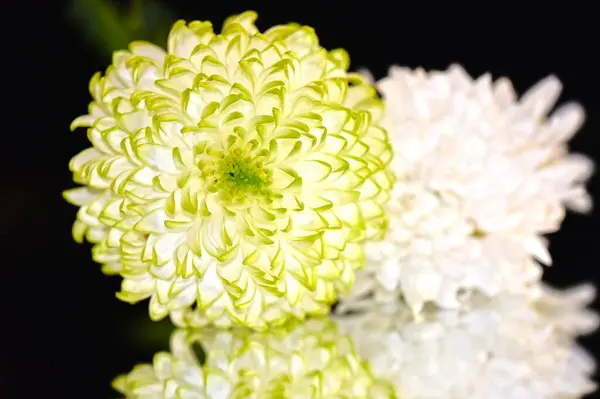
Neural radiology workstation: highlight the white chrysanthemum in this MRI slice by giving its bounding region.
[335,283,599,399]
[113,318,396,398]
[64,11,392,329]
[341,64,594,312]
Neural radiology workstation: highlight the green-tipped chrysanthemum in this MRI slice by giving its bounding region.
[113,318,396,398]
[64,11,393,329]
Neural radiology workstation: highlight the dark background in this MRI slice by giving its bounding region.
[3,1,599,397]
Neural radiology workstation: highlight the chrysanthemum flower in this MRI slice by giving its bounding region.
[113,318,396,398]
[64,11,392,328]
[340,64,593,312]
[335,283,599,399]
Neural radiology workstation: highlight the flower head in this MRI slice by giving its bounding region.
[340,64,593,312]
[113,318,396,398]
[64,11,392,329]
[335,283,599,399]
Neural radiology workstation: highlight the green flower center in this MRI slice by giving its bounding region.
[219,154,265,191]
[205,149,271,201]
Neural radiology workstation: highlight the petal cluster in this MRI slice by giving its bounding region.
[341,64,594,312]
[113,318,396,398]
[65,11,392,328]
[335,283,599,399]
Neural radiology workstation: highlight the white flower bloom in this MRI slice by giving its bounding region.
[65,11,392,329]
[335,283,599,399]
[340,64,594,312]
[113,318,396,398]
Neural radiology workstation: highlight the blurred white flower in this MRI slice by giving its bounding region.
[113,318,396,398]
[335,283,599,399]
[340,64,594,312]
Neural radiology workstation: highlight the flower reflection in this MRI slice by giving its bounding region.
[114,317,396,398]
[335,283,599,399]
